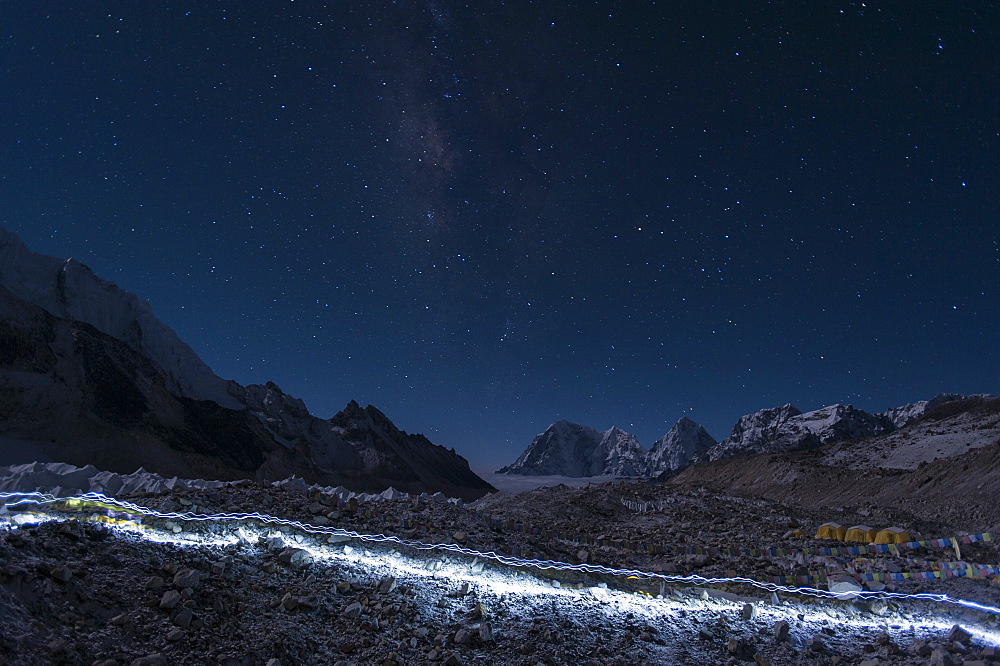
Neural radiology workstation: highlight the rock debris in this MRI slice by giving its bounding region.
[0,481,998,664]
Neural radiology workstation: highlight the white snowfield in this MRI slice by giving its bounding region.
[0,461,464,505]
[819,407,1000,470]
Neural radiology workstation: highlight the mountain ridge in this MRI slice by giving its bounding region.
[664,395,1000,530]
[0,228,494,500]
[0,227,242,409]
[500,393,993,479]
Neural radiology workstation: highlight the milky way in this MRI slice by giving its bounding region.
[2,1,996,469]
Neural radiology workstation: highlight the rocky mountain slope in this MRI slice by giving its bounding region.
[701,403,894,462]
[589,426,647,477]
[665,396,1000,528]
[0,228,241,409]
[0,228,493,500]
[495,421,648,477]
[880,393,968,428]
[643,416,717,477]
[693,394,993,468]
[502,394,990,480]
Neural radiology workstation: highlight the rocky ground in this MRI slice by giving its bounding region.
[2,480,999,665]
[665,402,1000,537]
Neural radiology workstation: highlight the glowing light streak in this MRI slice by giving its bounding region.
[3,491,999,619]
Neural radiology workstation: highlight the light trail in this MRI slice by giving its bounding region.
[3,490,1000,621]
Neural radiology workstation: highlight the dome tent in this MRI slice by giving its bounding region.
[844,525,876,543]
[815,522,846,540]
[874,526,911,545]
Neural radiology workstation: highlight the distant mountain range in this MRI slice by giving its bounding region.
[666,394,1000,529]
[499,393,991,478]
[4,227,992,500]
[0,228,494,500]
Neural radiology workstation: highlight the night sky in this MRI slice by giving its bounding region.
[2,1,997,471]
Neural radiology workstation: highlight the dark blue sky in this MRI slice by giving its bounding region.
[3,1,997,470]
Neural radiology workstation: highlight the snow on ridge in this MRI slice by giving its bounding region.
[0,228,241,409]
[820,403,1000,470]
[497,421,648,477]
[794,405,845,431]
[645,416,717,476]
[877,392,986,428]
[594,426,648,477]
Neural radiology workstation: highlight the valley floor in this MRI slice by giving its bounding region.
[1,480,999,665]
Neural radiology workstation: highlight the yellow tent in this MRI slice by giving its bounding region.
[815,522,846,540]
[844,525,876,543]
[874,526,911,545]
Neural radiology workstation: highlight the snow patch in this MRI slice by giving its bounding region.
[0,462,466,505]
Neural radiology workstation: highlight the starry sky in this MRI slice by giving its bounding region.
[2,1,997,471]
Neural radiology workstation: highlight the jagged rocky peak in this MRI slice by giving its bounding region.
[240,381,310,419]
[0,228,495,500]
[594,426,648,477]
[645,416,718,477]
[728,403,802,443]
[331,400,397,434]
[497,420,602,477]
[704,402,898,463]
[337,399,368,420]
[704,403,802,461]
[497,420,649,477]
[333,399,385,424]
[323,399,494,499]
[792,403,894,440]
[230,381,324,450]
[879,392,970,428]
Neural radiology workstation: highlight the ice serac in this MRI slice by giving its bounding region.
[0,227,495,500]
[0,227,241,409]
[497,421,647,477]
[644,416,717,476]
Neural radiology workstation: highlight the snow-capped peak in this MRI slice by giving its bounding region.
[0,228,241,409]
[878,393,970,428]
[594,426,647,477]
[496,420,646,477]
[645,416,718,476]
